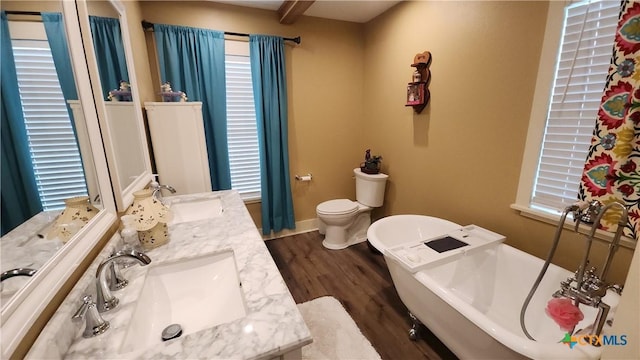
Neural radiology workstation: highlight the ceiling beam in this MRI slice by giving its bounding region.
[277,0,315,24]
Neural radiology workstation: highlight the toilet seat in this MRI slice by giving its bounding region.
[317,199,359,216]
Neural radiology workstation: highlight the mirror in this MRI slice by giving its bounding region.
[79,0,152,211]
[0,1,117,358]
[0,0,103,307]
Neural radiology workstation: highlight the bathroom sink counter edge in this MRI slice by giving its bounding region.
[26,190,312,359]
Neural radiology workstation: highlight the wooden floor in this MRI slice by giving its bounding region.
[266,231,459,360]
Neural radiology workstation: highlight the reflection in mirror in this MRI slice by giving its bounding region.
[82,0,151,211]
[0,1,102,306]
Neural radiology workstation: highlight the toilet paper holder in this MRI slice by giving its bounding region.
[295,173,313,181]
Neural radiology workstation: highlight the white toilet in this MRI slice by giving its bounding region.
[317,168,389,250]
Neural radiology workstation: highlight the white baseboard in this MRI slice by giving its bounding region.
[261,218,318,241]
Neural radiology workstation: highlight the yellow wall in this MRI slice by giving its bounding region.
[1,1,61,13]
[130,1,634,284]
[86,0,118,17]
[138,1,366,223]
[364,0,544,223]
[362,0,634,285]
[121,1,156,105]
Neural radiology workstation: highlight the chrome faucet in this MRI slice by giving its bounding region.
[72,295,109,338]
[95,249,151,312]
[152,184,176,201]
[554,200,629,340]
[1,268,36,282]
[108,260,128,291]
[575,201,628,290]
[577,200,603,224]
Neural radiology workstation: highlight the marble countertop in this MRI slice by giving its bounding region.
[27,190,312,359]
[1,210,63,303]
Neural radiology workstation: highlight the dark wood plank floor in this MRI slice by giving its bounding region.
[266,231,458,360]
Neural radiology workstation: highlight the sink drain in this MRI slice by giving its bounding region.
[161,324,183,341]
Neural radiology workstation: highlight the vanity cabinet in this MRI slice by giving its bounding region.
[70,101,148,200]
[145,102,212,195]
[26,191,312,359]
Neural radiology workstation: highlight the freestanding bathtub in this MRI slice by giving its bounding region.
[367,215,618,360]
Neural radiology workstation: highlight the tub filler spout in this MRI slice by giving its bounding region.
[553,200,629,340]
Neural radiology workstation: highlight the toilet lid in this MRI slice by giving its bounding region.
[317,199,359,215]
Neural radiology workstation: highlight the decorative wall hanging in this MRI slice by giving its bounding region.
[405,51,432,114]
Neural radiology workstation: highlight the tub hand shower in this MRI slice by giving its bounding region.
[520,200,628,342]
[519,202,586,340]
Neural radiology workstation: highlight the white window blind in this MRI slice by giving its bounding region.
[532,0,619,211]
[12,39,88,210]
[225,54,261,201]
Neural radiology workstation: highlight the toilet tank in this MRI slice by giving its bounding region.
[354,168,389,207]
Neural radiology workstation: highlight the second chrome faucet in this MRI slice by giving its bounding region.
[95,249,151,312]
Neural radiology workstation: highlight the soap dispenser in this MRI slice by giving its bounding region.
[113,215,142,273]
[120,215,141,252]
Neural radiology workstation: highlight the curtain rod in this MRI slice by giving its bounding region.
[3,10,42,16]
[141,20,301,44]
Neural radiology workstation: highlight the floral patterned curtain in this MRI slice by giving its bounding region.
[579,0,640,240]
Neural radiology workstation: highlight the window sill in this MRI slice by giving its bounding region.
[243,197,261,205]
[510,203,636,250]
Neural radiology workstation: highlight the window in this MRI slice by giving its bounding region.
[521,0,620,214]
[225,49,261,201]
[11,26,88,211]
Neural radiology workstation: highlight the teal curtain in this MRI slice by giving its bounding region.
[153,23,231,190]
[42,13,78,102]
[41,13,80,138]
[1,12,43,235]
[88,16,129,100]
[250,35,295,235]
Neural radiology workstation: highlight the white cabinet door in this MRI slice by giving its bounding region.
[145,102,211,195]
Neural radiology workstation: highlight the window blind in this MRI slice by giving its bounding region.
[12,39,88,210]
[225,54,261,200]
[532,0,620,211]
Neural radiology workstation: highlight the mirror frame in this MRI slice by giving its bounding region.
[77,0,152,211]
[0,1,117,358]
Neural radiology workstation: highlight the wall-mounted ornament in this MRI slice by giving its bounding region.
[406,83,426,106]
[405,51,432,114]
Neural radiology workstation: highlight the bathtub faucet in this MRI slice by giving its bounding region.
[575,201,628,291]
[553,279,615,343]
[554,200,628,340]
[569,200,595,231]
[576,200,603,225]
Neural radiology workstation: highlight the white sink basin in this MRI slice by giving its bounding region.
[120,250,247,352]
[169,197,223,225]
